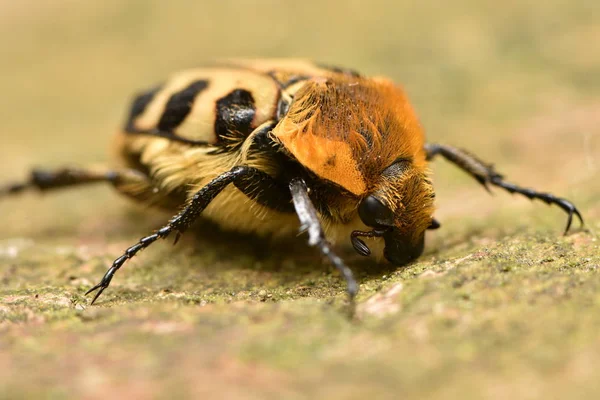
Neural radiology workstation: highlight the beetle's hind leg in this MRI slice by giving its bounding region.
[425,143,584,234]
[0,166,149,198]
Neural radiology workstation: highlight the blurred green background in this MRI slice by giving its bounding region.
[1,1,599,399]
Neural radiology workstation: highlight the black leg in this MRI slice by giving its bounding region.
[289,178,358,301]
[85,166,291,305]
[0,167,147,197]
[425,143,584,234]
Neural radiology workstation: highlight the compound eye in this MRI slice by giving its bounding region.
[358,196,395,228]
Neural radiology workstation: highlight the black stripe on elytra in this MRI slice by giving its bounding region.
[266,71,310,90]
[157,80,209,132]
[126,85,162,130]
[282,75,310,89]
[214,89,256,144]
[316,63,361,77]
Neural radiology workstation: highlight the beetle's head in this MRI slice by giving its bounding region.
[272,75,436,264]
[353,159,435,265]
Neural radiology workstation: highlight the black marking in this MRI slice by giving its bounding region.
[266,71,310,89]
[316,63,361,77]
[215,89,256,145]
[126,85,162,130]
[157,80,209,132]
[325,155,337,167]
[280,74,311,89]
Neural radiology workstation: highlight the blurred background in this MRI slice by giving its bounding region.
[1,1,599,398]
[1,0,597,234]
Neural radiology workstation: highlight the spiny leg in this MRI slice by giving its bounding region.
[425,144,503,189]
[0,182,28,196]
[486,178,583,234]
[85,166,287,305]
[0,166,147,197]
[425,143,584,234]
[289,178,358,302]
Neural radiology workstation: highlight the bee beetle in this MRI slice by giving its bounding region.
[1,59,584,304]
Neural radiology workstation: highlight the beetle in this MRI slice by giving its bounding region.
[0,59,584,304]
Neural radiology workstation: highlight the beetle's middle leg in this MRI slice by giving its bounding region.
[425,143,584,233]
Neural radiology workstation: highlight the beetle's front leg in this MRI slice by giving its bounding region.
[289,178,358,302]
[425,143,584,234]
